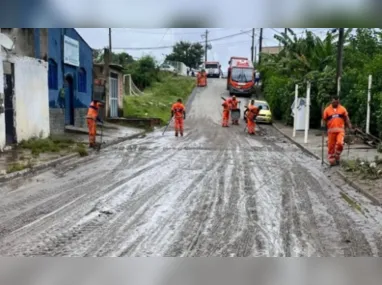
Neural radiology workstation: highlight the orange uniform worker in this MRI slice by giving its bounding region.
[86,100,104,148]
[230,95,241,125]
[222,99,230,127]
[171,99,186,137]
[323,96,352,166]
[244,100,262,135]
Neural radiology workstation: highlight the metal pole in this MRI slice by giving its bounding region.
[293,84,298,137]
[304,81,311,144]
[366,74,372,134]
[258,28,263,65]
[251,28,255,63]
[109,28,112,56]
[204,29,208,63]
[336,28,344,96]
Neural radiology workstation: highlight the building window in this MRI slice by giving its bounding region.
[78,68,86,92]
[48,59,58,90]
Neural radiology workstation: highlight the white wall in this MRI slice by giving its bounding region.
[11,55,50,141]
[0,51,5,151]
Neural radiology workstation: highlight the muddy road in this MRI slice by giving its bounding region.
[1,79,382,257]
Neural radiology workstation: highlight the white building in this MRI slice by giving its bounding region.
[0,46,50,151]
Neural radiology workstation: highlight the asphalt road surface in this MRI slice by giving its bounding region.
[1,79,382,257]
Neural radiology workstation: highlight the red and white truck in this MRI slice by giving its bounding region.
[204,61,221,78]
[226,57,254,97]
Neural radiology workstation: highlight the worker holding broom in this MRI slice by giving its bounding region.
[323,96,352,166]
[86,99,104,148]
[244,100,262,135]
[222,99,230,127]
[171,99,186,137]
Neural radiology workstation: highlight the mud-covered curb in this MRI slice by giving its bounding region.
[272,123,382,205]
[0,131,146,183]
[336,170,381,206]
[272,123,321,160]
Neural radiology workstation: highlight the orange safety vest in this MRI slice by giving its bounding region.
[246,105,259,120]
[87,101,102,120]
[231,99,239,109]
[222,101,230,111]
[171,102,185,118]
[323,104,348,133]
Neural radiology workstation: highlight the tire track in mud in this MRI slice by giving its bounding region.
[292,161,374,256]
[162,150,227,257]
[279,170,309,257]
[0,148,183,256]
[49,145,216,257]
[184,150,230,256]
[235,149,270,257]
[94,147,224,257]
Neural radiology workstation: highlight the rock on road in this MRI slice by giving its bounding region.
[1,79,382,257]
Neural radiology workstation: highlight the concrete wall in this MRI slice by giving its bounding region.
[0,51,5,151]
[11,55,50,141]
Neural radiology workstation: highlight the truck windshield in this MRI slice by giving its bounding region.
[231,68,253,83]
[205,64,218,69]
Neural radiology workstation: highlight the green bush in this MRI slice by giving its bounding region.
[259,28,382,138]
[125,56,160,90]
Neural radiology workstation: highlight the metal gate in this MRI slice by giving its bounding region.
[109,77,118,118]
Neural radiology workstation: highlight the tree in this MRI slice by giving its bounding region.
[92,48,134,67]
[259,28,382,137]
[125,56,159,89]
[165,41,204,68]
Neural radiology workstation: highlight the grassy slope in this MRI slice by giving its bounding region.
[123,73,195,124]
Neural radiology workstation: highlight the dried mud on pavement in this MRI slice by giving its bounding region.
[1,79,382,257]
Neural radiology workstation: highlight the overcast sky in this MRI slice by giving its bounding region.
[76,28,330,69]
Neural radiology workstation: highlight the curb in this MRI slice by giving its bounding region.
[336,170,381,206]
[272,123,382,206]
[272,123,321,160]
[0,131,146,183]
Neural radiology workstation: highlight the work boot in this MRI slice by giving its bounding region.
[175,132,178,137]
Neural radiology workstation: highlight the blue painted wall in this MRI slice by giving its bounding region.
[46,28,93,109]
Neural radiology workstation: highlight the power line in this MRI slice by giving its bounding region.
[113,28,225,35]
[113,29,252,50]
[156,28,170,47]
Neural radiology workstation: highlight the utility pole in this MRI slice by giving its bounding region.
[336,28,344,96]
[258,28,263,65]
[109,28,112,63]
[251,28,255,63]
[203,29,209,63]
[103,28,112,116]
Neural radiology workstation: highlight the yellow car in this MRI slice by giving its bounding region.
[246,100,273,124]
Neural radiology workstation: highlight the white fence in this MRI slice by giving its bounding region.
[123,74,144,96]
[165,61,189,76]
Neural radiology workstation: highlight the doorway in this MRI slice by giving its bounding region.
[64,74,74,125]
[3,62,16,145]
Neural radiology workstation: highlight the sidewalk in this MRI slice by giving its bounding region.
[0,123,144,181]
[273,122,379,162]
[273,122,382,205]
